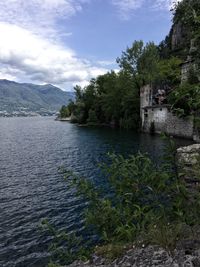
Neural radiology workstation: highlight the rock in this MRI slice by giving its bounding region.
[176,144,200,192]
[92,255,106,265]
[177,144,200,155]
[171,21,185,50]
[65,244,200,267]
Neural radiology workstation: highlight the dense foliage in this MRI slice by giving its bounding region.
[62,42,181,129]
[169,82,200,117]
[69,139,200,249]
[59,105,70,118]
[63,70,141,129]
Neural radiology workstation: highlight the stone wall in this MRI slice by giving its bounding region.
[142,106,194,139]
[140,84,199,141]
[142,106,168,133]
[193,128,200,143]
[165,113,194,138]
[140,85,152,117]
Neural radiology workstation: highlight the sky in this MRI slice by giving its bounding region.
[0,0,181,91]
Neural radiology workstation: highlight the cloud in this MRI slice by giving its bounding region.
[0,0,111,90]
[73,80,90,88]
[152,0,182,11]
[0,22,108,89]
[111,0,182,20]
[112,0,144,20]
[0,0,89,38]
[97,60,116,67]
[0,66,18,81]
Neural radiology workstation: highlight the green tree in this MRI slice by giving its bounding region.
[74,85,83,102]
[169,83,200,117]
[137,42,160,85]
[59,105,70,118]
[116,40,144,79]
[156,57,182,86]
[67,101,76,114]
[87,109,99,125]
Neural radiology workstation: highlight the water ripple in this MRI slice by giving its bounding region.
[0,117,192,267]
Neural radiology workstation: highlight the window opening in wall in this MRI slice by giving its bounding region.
[144,109,148,118]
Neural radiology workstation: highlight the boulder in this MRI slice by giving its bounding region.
[177,144,200,193]
[177,144,200,167]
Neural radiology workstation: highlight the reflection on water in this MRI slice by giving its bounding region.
[0,117,192,266]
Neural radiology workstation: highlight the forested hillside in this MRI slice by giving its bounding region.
[0,79,74,116]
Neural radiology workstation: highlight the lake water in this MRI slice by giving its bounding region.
[0,117,192,267]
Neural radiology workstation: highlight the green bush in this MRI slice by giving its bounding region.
[169,83,200,117]
[67,147,199,252]
[46,138,200,265]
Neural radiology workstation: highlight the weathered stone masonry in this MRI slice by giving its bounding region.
[140,85,195,139]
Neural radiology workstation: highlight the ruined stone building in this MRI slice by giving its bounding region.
[140,84,194,139]
[140,60,197,139]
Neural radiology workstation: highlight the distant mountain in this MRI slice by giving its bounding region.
[0,79,74,116]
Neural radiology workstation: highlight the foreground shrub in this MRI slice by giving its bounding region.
[44,139,200,265]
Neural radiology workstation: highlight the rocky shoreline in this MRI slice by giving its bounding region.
[67,244,200,267]
[55,117,71,121]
